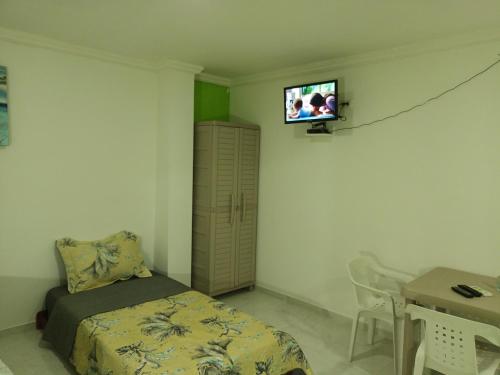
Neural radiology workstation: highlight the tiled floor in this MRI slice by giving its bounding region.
[0,288,395,375]
[221,289,395,375]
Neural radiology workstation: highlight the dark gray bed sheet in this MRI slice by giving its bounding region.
[42,272,189,359]
[46,284,70,318]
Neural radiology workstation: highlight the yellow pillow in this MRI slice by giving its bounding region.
[56,231,152,294]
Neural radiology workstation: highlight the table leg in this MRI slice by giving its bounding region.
[402,298,418,375]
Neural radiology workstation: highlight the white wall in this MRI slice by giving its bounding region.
[230,41,500,318]
[155,67,196,286]
[0,40,158,330]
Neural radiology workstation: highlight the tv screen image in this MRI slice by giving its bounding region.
[284,80,338,124]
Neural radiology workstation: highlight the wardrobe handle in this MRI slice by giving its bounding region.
[241,192,246,222]
[230,193,235,224]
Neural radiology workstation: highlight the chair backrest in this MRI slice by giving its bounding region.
[347,256,384,309]
[407,304,500,375]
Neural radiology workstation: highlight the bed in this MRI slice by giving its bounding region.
[43,272,313,375]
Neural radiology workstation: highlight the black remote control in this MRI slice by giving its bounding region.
[451,286,474,299]
[457,284,483,297]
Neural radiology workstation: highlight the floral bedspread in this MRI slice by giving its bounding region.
[72,290,313,375]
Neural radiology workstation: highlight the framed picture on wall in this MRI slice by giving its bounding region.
[0,66,9,146]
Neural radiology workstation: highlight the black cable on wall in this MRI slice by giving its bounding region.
[333,57,500,133]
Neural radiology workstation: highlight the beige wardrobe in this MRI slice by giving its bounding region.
[192,121,260,296]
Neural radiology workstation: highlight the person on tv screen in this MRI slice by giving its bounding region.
[309,92,324,117]
[288,98,311,119]
[322,93,336,116]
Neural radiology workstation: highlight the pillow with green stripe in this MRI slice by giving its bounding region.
[56,231,152,294]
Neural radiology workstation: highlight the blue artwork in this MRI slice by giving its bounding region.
[0,66,8,146]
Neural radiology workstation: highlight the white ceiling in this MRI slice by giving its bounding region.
[1,0,500,78]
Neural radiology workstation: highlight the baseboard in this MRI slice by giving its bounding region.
[0,321,35,336]
[255,283,352,321]
[255,283,394,338]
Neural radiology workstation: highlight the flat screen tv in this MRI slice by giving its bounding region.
[284,79,338,124]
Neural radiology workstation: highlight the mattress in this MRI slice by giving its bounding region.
[43,274,313,375]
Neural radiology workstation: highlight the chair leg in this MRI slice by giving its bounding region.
[348,311,361,362]
[367,318,376,345]
[412,342,425,375]
[393,317,408,375]
[392,317,399,375]
[395,319,406,375]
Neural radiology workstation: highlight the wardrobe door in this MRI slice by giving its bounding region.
[235,128,260,287]
[211,126,240,293]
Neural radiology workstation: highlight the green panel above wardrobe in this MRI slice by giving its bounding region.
[194,80,230,122]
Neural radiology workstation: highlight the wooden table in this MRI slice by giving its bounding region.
[401,267,500,375]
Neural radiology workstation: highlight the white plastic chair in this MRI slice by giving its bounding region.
[407,304,500,375]
[347,255,414,375]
